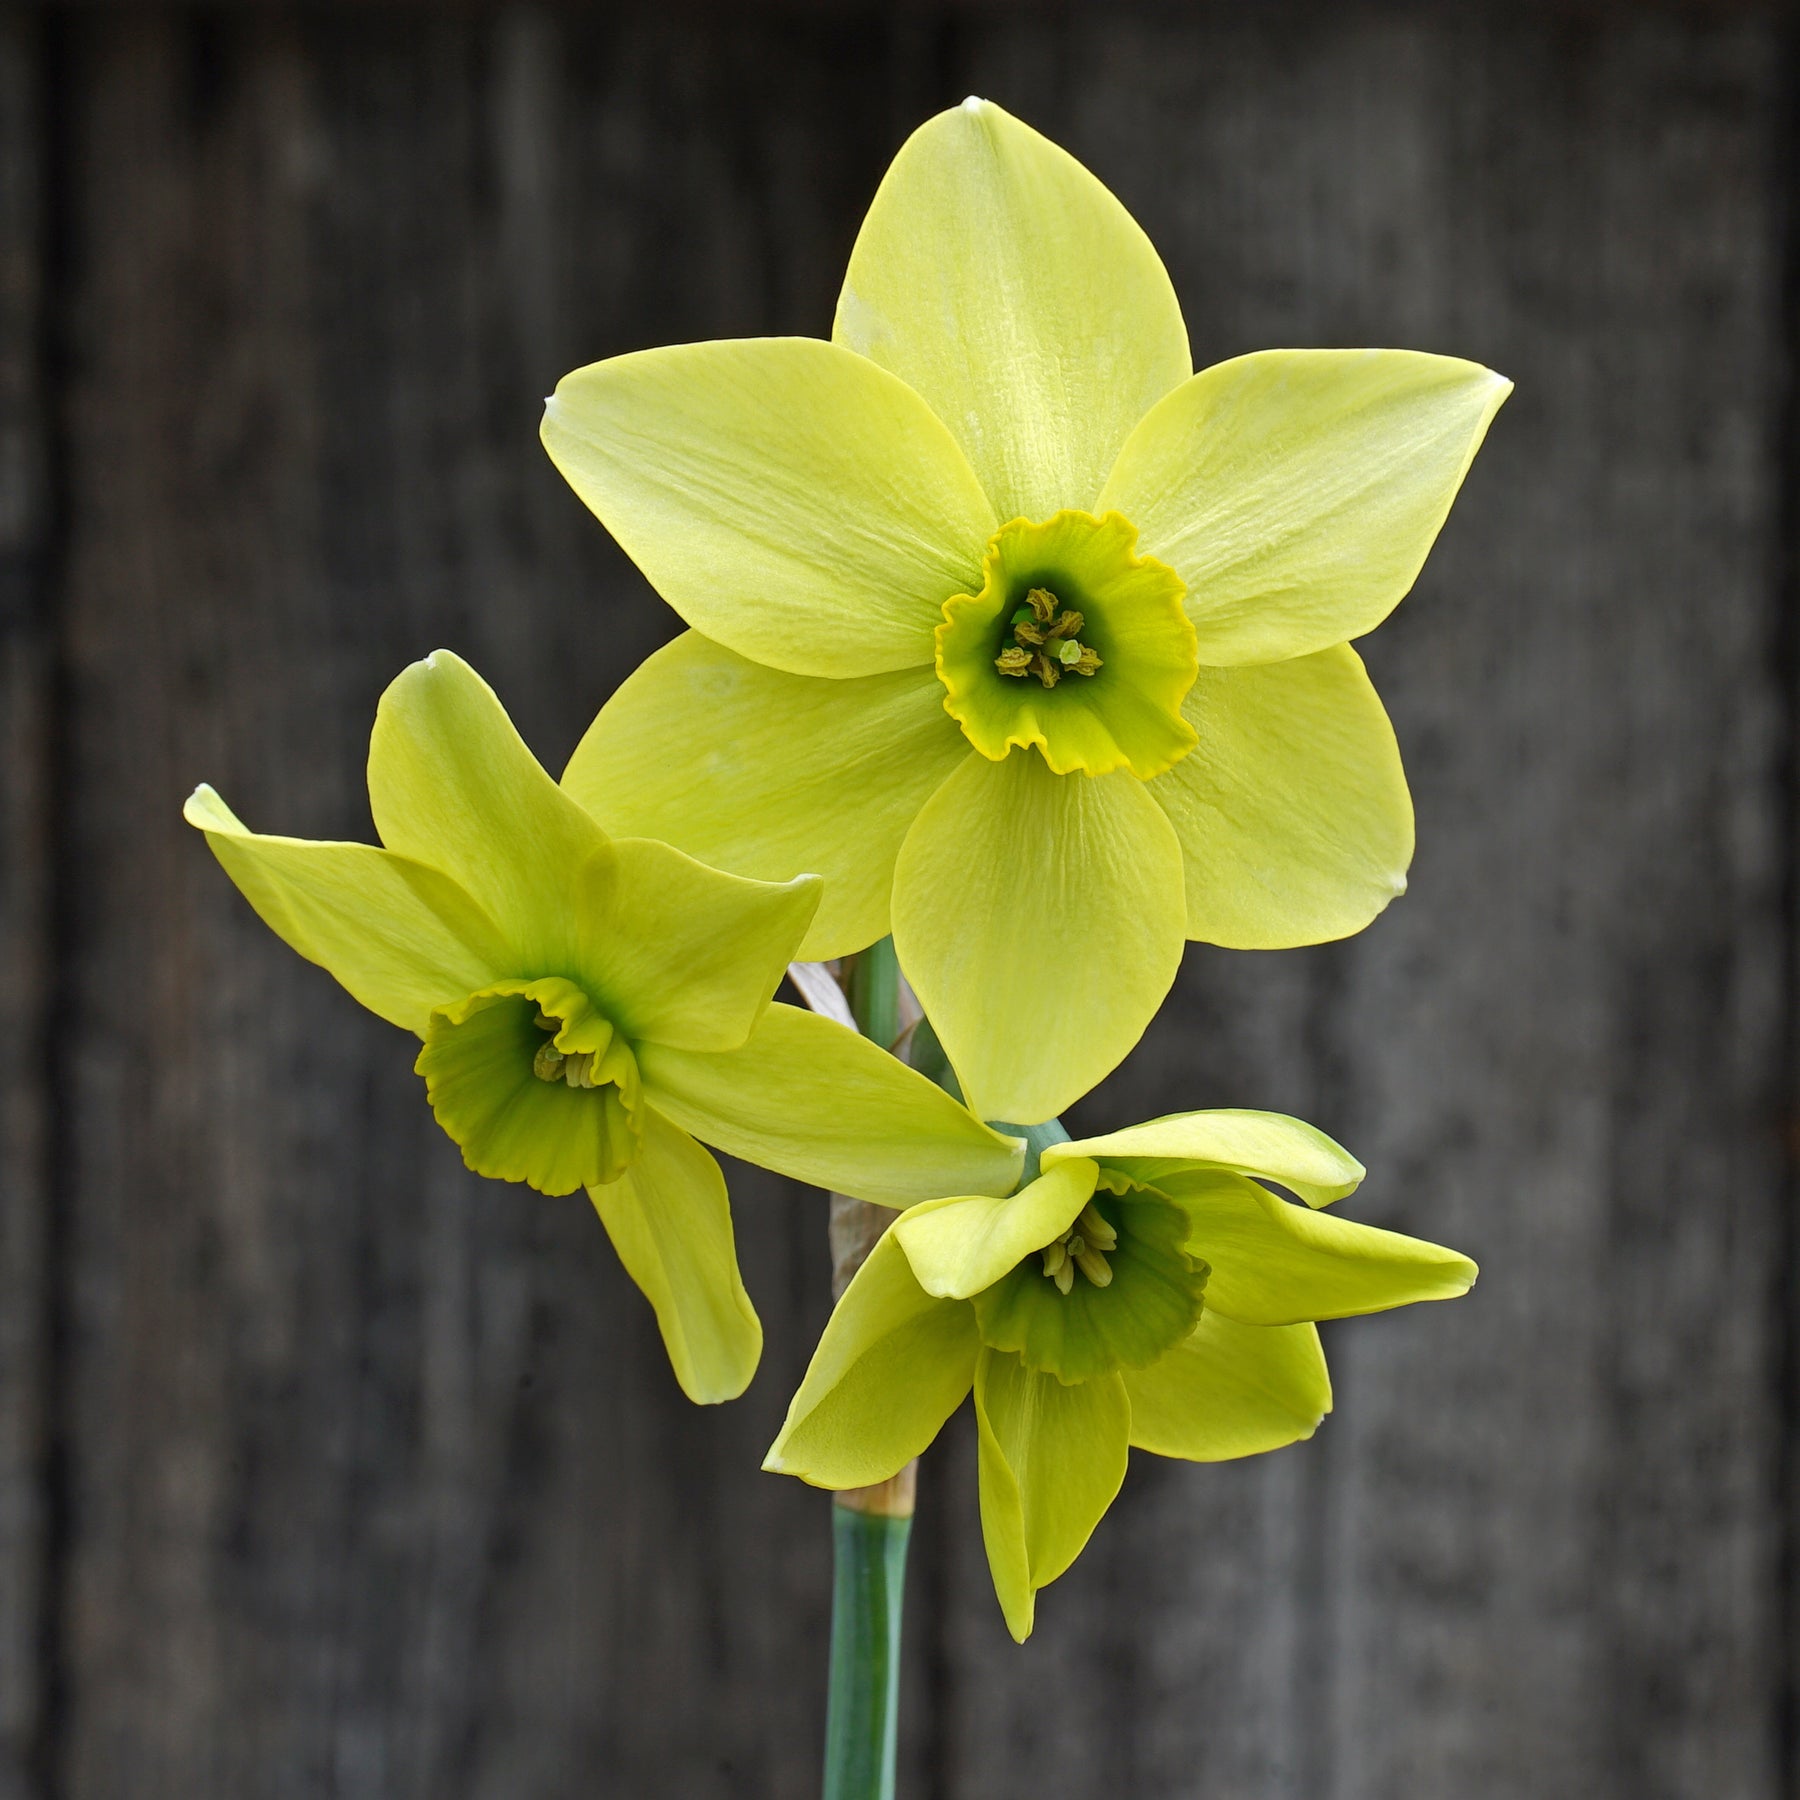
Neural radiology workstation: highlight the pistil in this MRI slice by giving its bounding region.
[1039,1201,1120,1294]
[995,587,1102,688]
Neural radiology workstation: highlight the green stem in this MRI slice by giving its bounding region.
[848,934,901,1050]
[823,1503,912,1800]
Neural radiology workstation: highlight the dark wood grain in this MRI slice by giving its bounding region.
[0,5,1793,1797]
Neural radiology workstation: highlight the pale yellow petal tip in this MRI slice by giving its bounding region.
[961,94,986,114]
[183,783,238,832]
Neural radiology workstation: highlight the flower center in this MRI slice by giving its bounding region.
[994,587,1103,688]
[1037,1199,1117,1293]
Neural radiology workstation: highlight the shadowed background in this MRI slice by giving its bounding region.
[0,1,1793,1795]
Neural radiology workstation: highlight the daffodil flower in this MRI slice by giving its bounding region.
[185,651,1020,1404]
[763,1109,1475,1640]
[541,99,1510,1124]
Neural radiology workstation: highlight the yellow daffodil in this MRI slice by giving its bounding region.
[542,98,1510,1124]
[185,651,1020,1404]
[764,1109,1474,1640]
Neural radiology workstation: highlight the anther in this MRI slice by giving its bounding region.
[1075,1203,1118,1252]
[533,1041,567,1081]
[1072,1244,1114,1287]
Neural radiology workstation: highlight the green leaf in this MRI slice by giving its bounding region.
[1148,646,1414,949]
[835,98,1190,523]
[637,1003,1023,1206]
[765,1232,979,1487]
[543,338,995,678]
[1099,348,1511,665]
[891,749,1186,1123]
[1124,1314,1330,1461]
[1164,1169,1477,1325]
[564,632,965,961]
[892,1158,1098,1300]
[589,1109,762,1404]
[184,784,508,1035]
[974,1348,1129,1642]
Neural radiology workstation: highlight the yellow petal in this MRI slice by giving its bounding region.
[184,784,508,1035]
[1149,645,1413,948]
[636,1003,1023,1207]
[564,633,965,960]
[836,98,1190,521]
[1101,349,1510,665]
[893,1159,1099,1300]
[764,1231,978,1487]
[543,339,995,677]
[1124,1315,1330,1460]
[366,651,607,970]
[891,751,1186,1123]
[589,1110,762,1405]
[974,1349,1129,1642]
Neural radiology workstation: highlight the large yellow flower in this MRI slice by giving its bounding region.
[543,99,1509,1124]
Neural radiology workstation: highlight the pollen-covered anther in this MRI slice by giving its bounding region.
[532,1010,612,1088]
[994,584,1103,688]
[1040,1201,1120,1294]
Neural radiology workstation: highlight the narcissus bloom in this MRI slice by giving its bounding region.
[764,1110,1474,1640]
[543,98,1510,1124]
[186,651,1019,1404]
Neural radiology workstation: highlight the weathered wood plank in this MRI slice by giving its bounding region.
[933,10,1790,1799]
[0,13,49,1800]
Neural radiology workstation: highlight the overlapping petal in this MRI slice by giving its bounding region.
[1048,1108,1364,1208]
[764,1232,979,1488]
[892,750,1187,1123]
[589,1110,762,1405]
[1100,348,1511,665]
[184,785,508,1034]
[637,1003,1023,1207]
[893,1158,1098,1300]
[367,651,606,969]
[564,633,965,959]
[1166,1170,1477,1325]
[1147,645,1413,949]
[1123,1315,1331,1460]
[974,1348,1129,1642]
[543,339,995,677]
[835,98,1190,522]
[570,836,818,1053]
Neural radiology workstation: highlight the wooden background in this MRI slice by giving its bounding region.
[1,1,1794,1794]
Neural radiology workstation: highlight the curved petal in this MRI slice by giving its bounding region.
[184,785,508,1034]
[588,1109,762,1405]
[637,1003,1023,1206]
[892,751,1186,1123]
[564,633,965,959]
[764,1232,978,1488]
[367,651,606,968]
[893,1158,1098,1300]
[1047,1107,1363,1208]
[1124,1315,1330,1461]
[543,339,995,677]
[570,836,818,1054]
[1165,1170,1477,1326]
[974,1349,1129,1643]
[1100,349,1511,664]
[835,98,1190,522]
[1149,645,1413,949]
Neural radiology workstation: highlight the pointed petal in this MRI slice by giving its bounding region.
[1165,1170,1477,1325]
[893,1158,1097,1300]
[892,751,1186,1123]
[974,1349,1129,1642]
[543,338,995,677]
[184,784,508,1034]
[570,837,818,1054]
[564,633,965,959]
[367,651,606,968]
[1046,1107,1363,1208]
[764,1232,978,1488]
[1124,1315,1331,1460]
[1100,349,1511,664]
[1149,645,1413,949]
[836,99,1190,522]
[637,1003,1023,1206]
[588,1110,761,1405]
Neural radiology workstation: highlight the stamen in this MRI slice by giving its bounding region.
[994,585,1103,684]
[532,1041,566,1081]
[1075,1203,1118,1252]
[1037,1204,1119,1292]
[1053,1260,1075,1296]
[1072,1244,1114,1287]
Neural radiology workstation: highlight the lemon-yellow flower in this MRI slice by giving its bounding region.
[543,99,1510,1124]
[764,1108,1475,1640]
[186,651,1020,1404]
